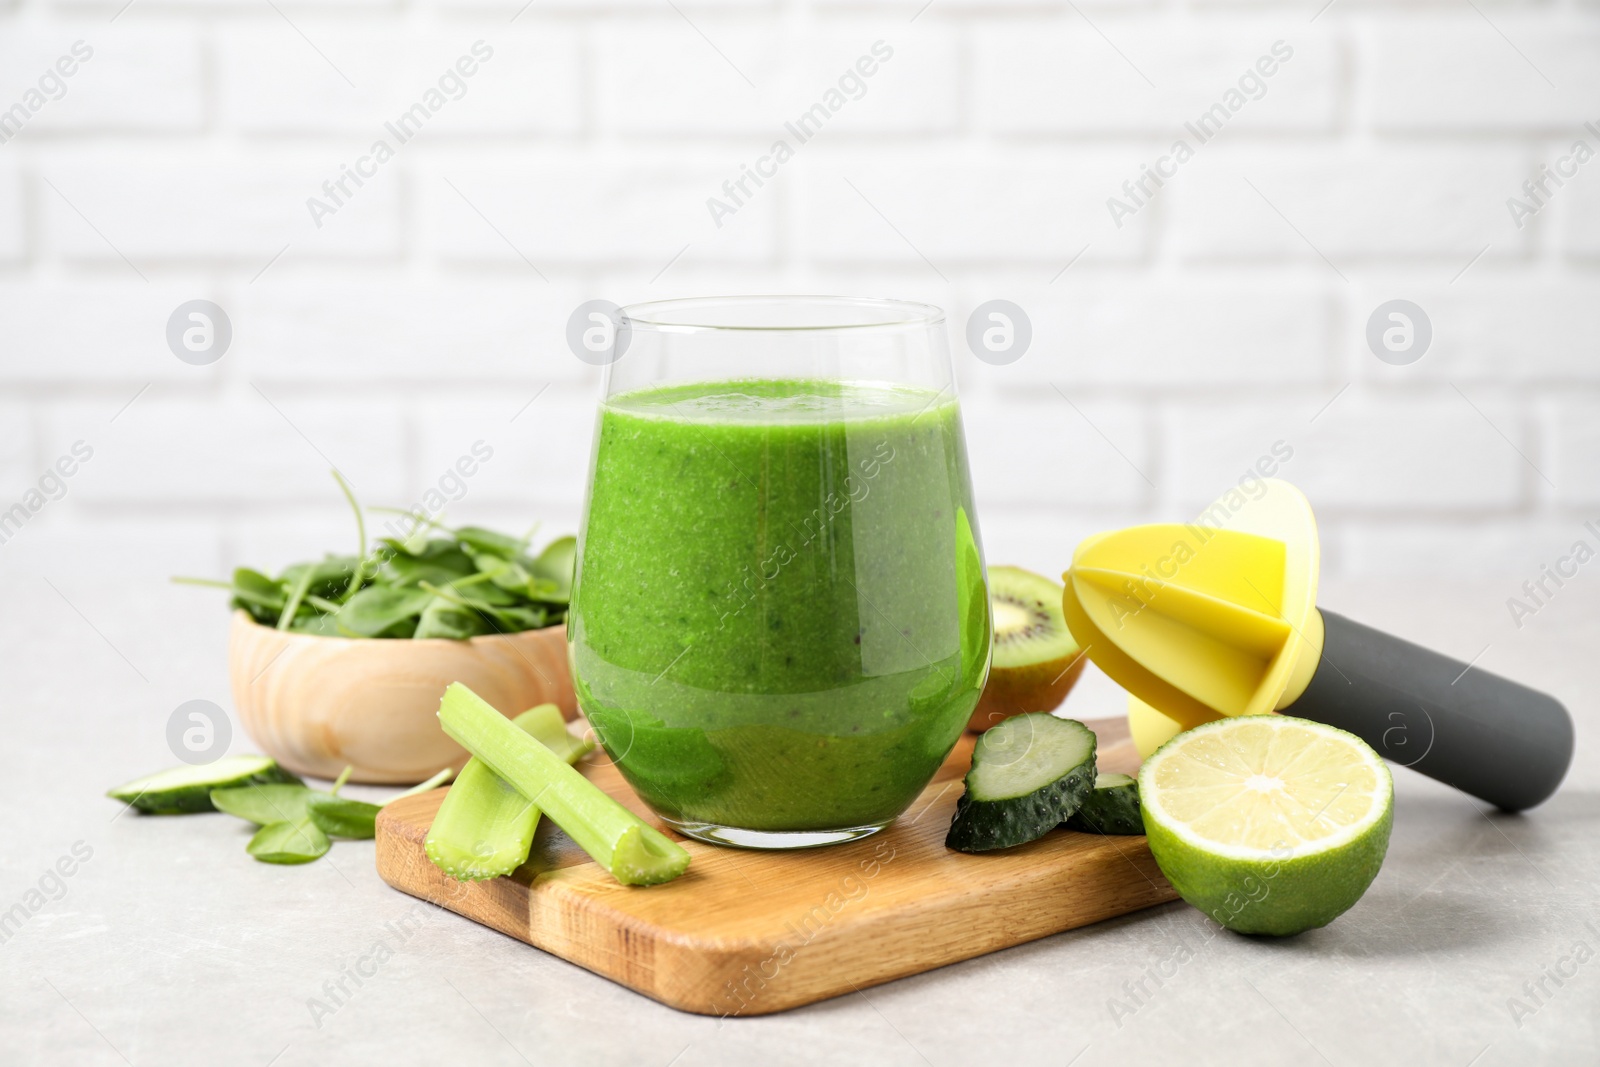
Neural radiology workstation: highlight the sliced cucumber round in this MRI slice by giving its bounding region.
[107,756,303,815]
[1065,772,1144,835]
[946,714,1097,853]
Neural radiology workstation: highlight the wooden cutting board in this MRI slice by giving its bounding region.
[375,716,1177,1016]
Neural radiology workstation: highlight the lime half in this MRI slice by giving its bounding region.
[1138,715,1393,936]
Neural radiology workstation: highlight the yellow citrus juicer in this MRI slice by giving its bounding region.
[1062,478,1572,812]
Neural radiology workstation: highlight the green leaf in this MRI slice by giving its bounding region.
[331,469,369,600]
[211,784,313,826]
[384,617,419,639]
[287,612,342,636]
[383,541,478,587]
[413,596,489,640]
[529,536,576,604]
[454,526,527,558]
[175,491,565,641]
[474,553,535,594]
[226,568,286,624]
[277,564,318,632]
[417,581,537,634]
[278,558,351,594]
[489,605,549,630]
[455,574,519,605]
[307,795,381,839]
[232,567,283,603]
[248,819,331,864]
[415,538,471,561]
[335,584,435,638]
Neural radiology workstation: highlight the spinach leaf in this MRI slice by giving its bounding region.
[491,605,549,630]
[449,571,519,606]
[228,568,286,625]
[247,819,331,864]
[454,526,528,557]
[288,611,342,636]
[418,581,536,632]
[307,795,381,839]
[175,471,569,639]
[384,548,478,588]
[414,597,489,640]
[279,557,361,603]
[530,536,577,603]
[335,585,436,638]
[473,552,535,594]
[210,783,313,826]
[277,565,317,632]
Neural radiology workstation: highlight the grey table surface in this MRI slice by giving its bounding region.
[3,572,1597,1067]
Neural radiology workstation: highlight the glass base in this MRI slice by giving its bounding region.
[664,819,890,851]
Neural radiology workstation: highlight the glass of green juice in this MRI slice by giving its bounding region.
[569,296,992,849]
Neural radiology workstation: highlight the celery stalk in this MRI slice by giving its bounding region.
[436,683,690,887]
[424,704,592,881]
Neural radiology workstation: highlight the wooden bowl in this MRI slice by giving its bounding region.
[228,610,576,784]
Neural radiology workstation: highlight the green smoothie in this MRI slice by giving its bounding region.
[570,378,990,836]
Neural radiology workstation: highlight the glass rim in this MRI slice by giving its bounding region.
[618,295,945,333]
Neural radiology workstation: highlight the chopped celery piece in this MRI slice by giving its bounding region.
[425,704,593,881]
[436,684,690,887]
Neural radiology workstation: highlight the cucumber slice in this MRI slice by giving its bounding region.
[946,714,1097,853]
[1064,772,1144,835]
[107,756,303,815]
[425,705,593,881]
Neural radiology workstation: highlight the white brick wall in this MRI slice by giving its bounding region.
[1014,279,1336,387]
[217,27,584,136]
[1570,170,1600,257]
[2,27,204,134]
[1176,146,1531,261]
[40,396,410,504]
[1165,398,1531,512]
[424,156,778,265]
[0,159,24,261]
[1369,21,1600,132]
[802,155,1156,264]
[2,0,1598,584]
[963,394,1151,508]
[1553,401,1600,506]
[0,401,33,488]
[974,22,1341,135]
[0,281,219,381]
[236,280,596,383]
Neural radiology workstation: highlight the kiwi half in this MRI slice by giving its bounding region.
[968,565,1084,732]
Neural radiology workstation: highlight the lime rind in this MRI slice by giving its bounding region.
[1137,715,1394,936]
[1142,801,1392,936]
[1139,716,1391,863]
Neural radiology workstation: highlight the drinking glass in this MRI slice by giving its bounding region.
[569,296,991,849]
